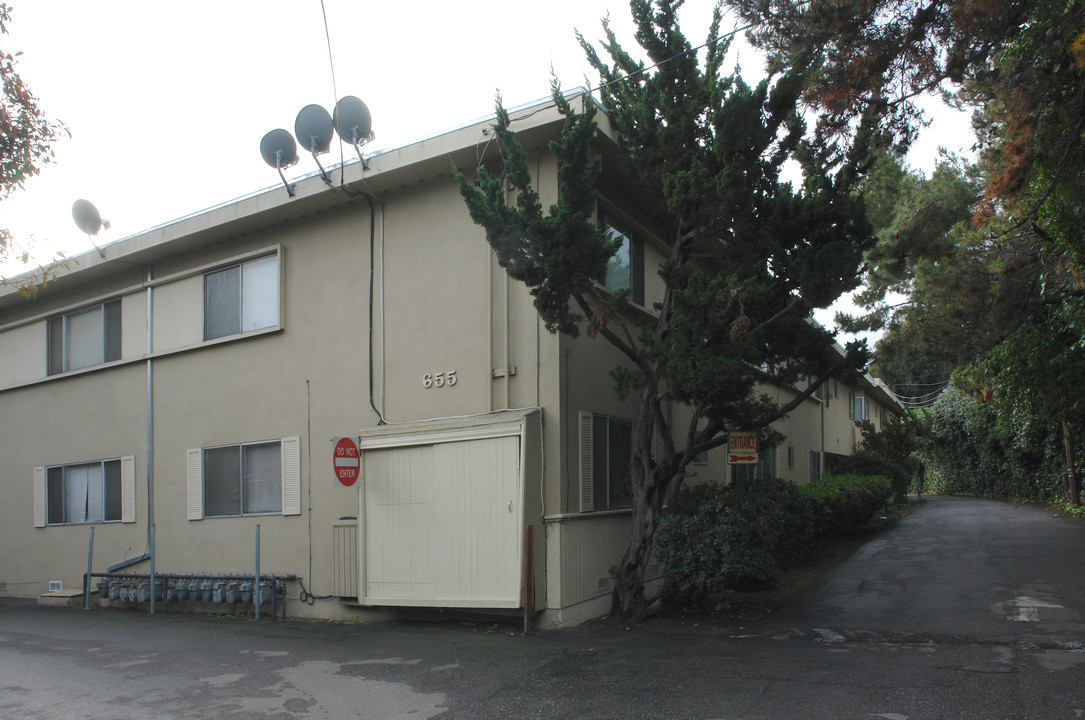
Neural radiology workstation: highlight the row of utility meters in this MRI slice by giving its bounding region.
[97,577,281,605]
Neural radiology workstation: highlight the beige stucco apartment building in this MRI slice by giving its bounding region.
[0,95,901,627]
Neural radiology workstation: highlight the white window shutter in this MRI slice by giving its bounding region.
[579,412,594,512]
[281,436,301,516]
[120,456,137,523]
[33,466,46,528]
[187,448,203,520]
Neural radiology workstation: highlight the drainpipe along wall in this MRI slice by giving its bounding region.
[109,266,155,576]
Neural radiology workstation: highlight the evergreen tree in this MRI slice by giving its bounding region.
[757,0,1085,502]
[457,1,876,619]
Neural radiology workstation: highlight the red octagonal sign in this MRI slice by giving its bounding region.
[333,437,360,487]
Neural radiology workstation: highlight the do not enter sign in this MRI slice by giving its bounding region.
[333,437,360,487]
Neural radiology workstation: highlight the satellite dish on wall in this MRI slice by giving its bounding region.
[333,96,373,145]
[259,129,299,198]
[72,199,103,235]
[295,104,334,155]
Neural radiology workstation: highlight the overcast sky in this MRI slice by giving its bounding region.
[3,0,974,322]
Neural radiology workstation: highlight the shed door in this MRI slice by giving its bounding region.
[362,435,521,607]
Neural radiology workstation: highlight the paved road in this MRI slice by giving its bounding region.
[2,496,1083,719]
[768,494,1085,641]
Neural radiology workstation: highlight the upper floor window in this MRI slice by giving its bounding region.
[47,299,121,375]
[204,254,279,341]
[600,211,644,306]
[808,377,830,406]
[849,393,869,421]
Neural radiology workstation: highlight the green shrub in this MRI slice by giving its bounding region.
[832,449,910,504]
[655,477,813,600]
[801,473,893,536]
[657,473,893,609]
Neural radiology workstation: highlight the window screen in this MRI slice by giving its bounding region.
[204,441,282,517]
[591,415,634,510]
[47,300,122,374]
[204,445,242,517]
[204,254,279,341]
[204,266,242,340]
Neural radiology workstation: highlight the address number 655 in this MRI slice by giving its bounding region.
[423,370,458,388]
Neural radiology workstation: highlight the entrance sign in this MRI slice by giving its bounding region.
[728,431,758,464]
[333,437,361,487]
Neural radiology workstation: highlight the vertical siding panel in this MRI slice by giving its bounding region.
[332,523,358,597]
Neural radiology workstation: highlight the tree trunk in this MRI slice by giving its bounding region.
[1063,415,1079,506]
[611,388,681,620]
[612,483,660,620]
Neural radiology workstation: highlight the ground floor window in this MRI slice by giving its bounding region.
[730,446,777,484]
[47,460,121,524]
[579,412,633,511]
[204,441,282,516]
[34,457,136,527]
[187,437,300,520]
[809,450,822,484]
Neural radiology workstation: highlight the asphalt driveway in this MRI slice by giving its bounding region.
[767,495,1085,643]
[2,495,1083,719]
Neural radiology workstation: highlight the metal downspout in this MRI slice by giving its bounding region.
[820,393,826,479]
[146,266,156,613]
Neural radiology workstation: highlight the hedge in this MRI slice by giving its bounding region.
[656,473,893,607]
